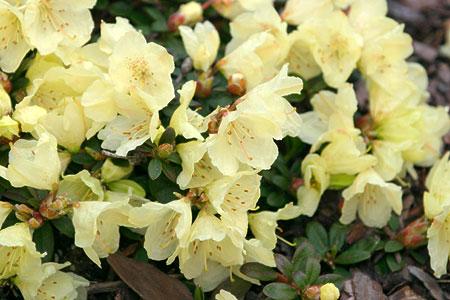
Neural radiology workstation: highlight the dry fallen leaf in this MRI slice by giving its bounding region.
[407,266,444,300]
[388,286,426,300]
[341,271,387,300]
[107,253,193,300]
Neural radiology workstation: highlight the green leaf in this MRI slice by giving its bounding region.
[304,258,321,285]
[384,240,404,253]
[148,159,163,180]
[292,271,307,289]
[193,287,205,300]
[33,223,54,262]
[292,239,320,272]
[162,162,180,182]
[329,223,348,253]
[266,191,286,208]
[315,274,345,286]
[386,254,403,272]
[334,249,371,265]
[275,254,293,277]
[352,236,381,253]
[240,263,277,281]
[306,221,329,255]
[158,127,176,145]
[388,215,400,231]
[51,216,75,238]
[166,152,181,164]
[272,175,290,190]
[133,247,148,262]
[71,152,96,165]
[409,250,426,265]
[263,283,297,300]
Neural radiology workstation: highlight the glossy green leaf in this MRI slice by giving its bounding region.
[263,283,297,300]
[148,159,163,180]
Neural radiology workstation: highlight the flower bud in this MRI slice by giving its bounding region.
[227,73,246,96]
[28,212,44,229]
[0,72,12,94]
[290,177,304,193]
[107,179,146,198]
[39,193,72,220]
[196,72,214,98]
[14,204,34,222]
[304,285,320,300]
[101,158,133,183]
[396,217,428,249]
[168,1,203,32]
[320,283,340,300]
[157,143,174,159]
[14,204,44,229]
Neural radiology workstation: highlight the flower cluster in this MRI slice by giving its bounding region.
[0,0,448,298]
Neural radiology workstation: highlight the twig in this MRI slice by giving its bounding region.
[87,281,126,294]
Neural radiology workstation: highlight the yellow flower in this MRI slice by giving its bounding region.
[22,0,95,55]
[57,170,104,202]
[297,154,330,217]
[0,132,61,190]
[244,238,277,267]
[287,31,321,80]
[402,106,450,167]
[281,0,333,25]
[0,116,19,140]
[213,0,273,20]
[340,169,402,228]
[108,31,175,112]
[101,158,133,183]
[369,63,428,121]
[348,0,388,36]
[0,2,30,72]
[206,109,280,175]
[371,140,407,181]
[423,153,450,220]
[12,105,47,133]
[81,79,118,125]
[226,7,288,60]
[72,192,132,266]
[98,17,137,55]
[0,201,12,228]
[218,31,283,90]
[427,206,450,278]
[0,86,12,116]
[207,66,303,175]
[236,64,303,137]
[205,170,261,215]
[97,105,162,156]
[320,283,340,300]
[0,223,44,300]
[40,98,88,152]
[249,203,302,250]
[178,1,203,25]
[35,262,89,300]
[178,210,246,280]
[180,21,220,72]
[170,81,208,140]
[359,21,413,99]
[128,199,192,262]
[176,141,223,189]
[216,290,238,300]
[296,11,363,88]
